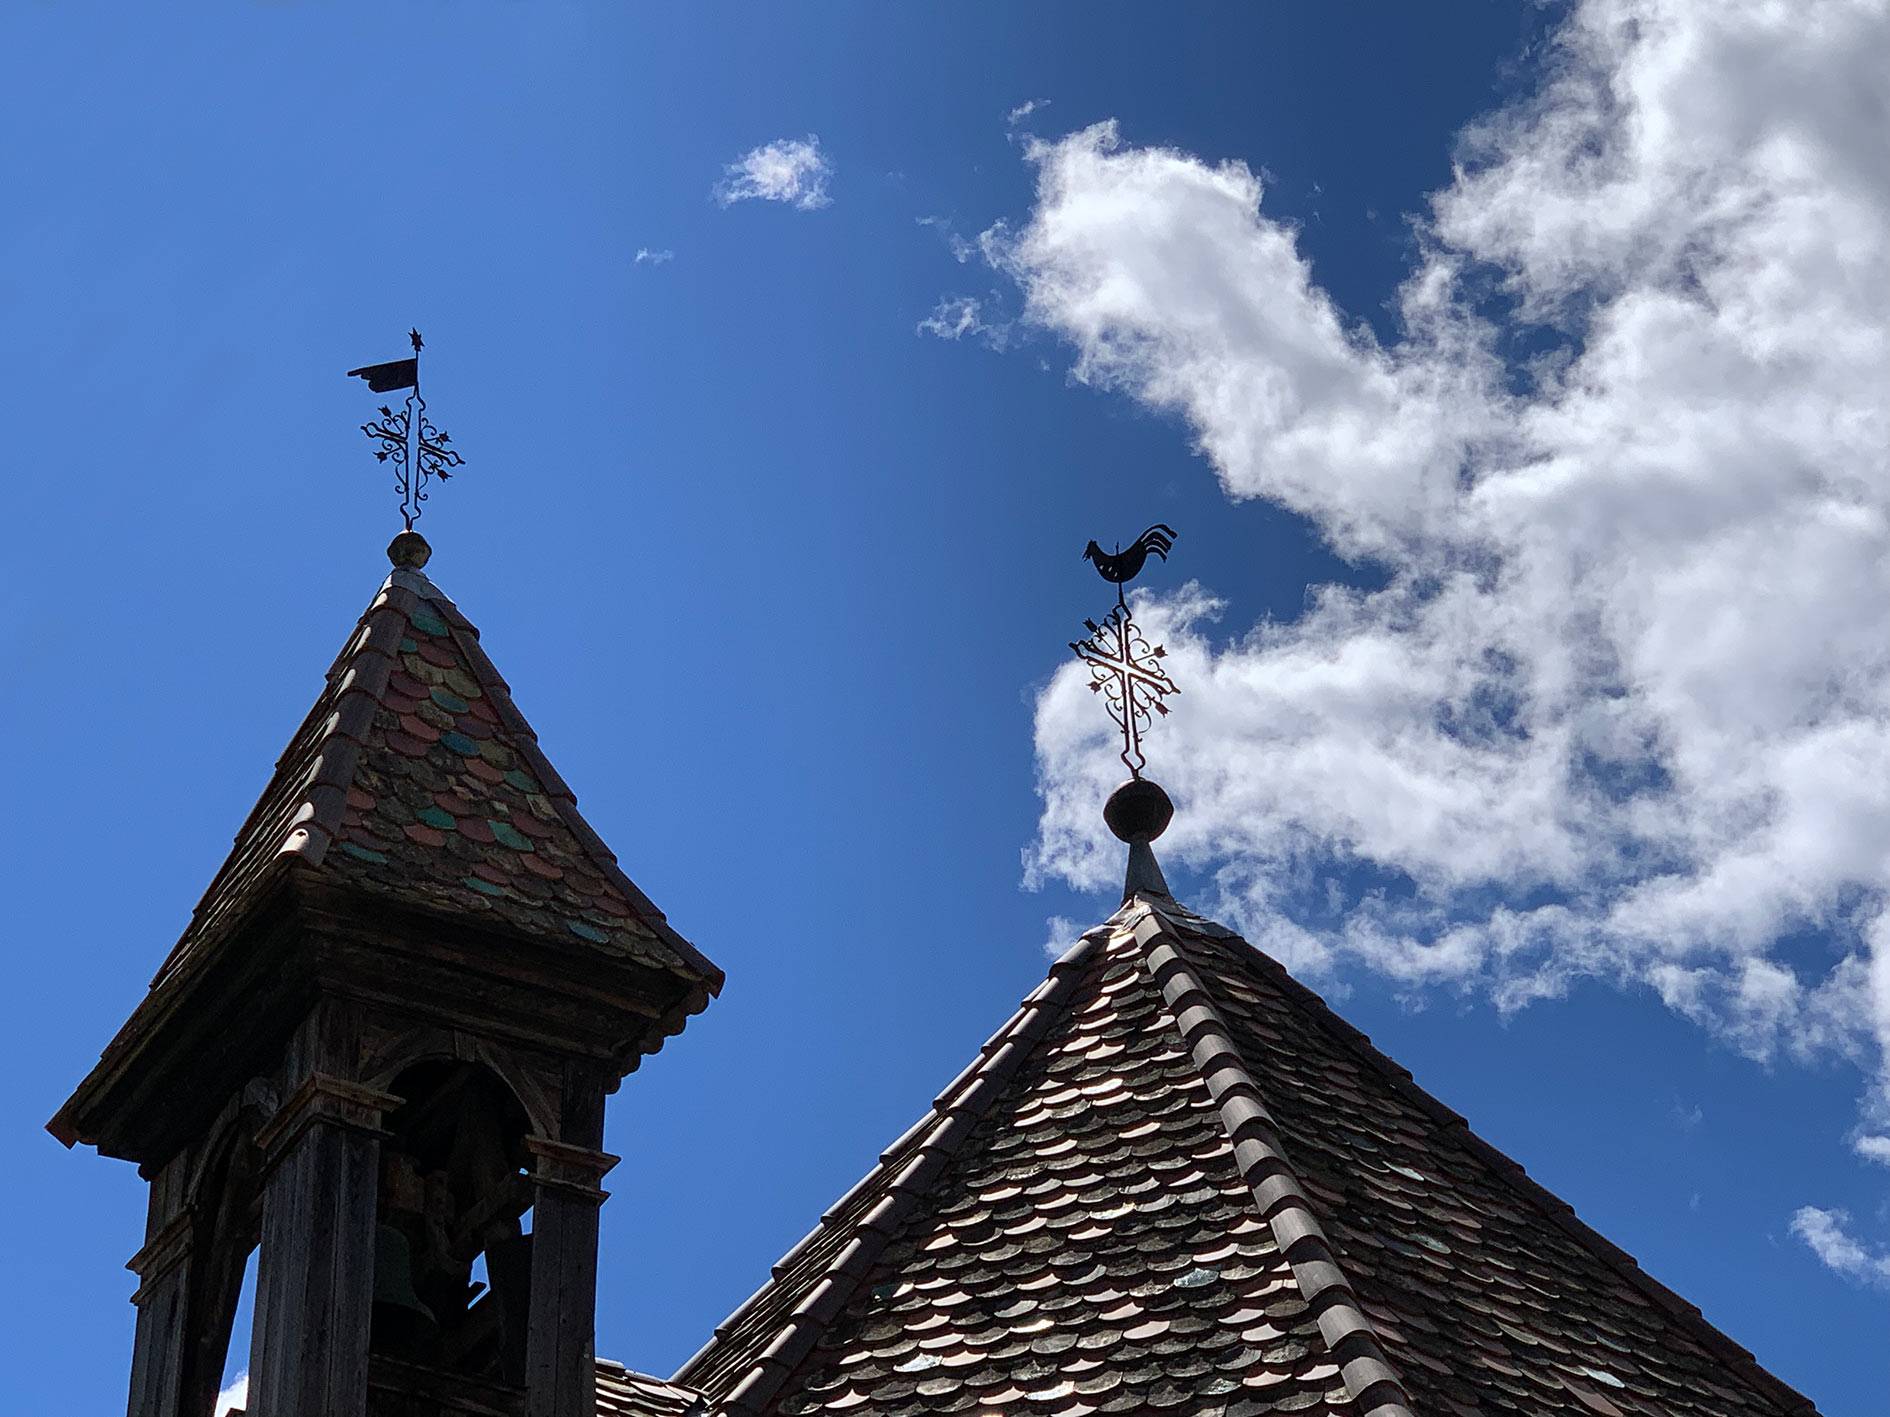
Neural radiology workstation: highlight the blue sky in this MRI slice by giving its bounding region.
[3,4,1885,1414]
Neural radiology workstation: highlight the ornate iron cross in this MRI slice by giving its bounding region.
[1070,605,1180,779]
[348,329,465,531]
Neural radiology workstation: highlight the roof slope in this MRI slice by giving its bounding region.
[597,1360,706,1416]
[673,891,1815,1417]
[153,551,719,992]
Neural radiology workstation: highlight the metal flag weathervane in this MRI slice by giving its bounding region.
[348,329,465,530]
[1070,524,1181,779]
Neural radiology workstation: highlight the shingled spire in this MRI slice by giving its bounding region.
[54,529,721,1417]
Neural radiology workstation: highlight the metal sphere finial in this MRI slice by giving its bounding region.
[388,528,432,568]
[1104,777,1174,844]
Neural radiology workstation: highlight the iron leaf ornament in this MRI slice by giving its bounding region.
[1070,523,1181,778]
[348,329,465,531]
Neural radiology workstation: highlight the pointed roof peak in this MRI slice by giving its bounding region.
[153,542,722,994]
[677,883,1817,1417]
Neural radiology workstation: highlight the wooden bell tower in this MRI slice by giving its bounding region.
[51,531,722,1417]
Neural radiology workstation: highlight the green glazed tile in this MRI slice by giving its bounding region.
[417,806,458,831]
[567,920,610,943]
[488,820,533,851]
[409,610,450,637]
[440,731,480,755]
[430,688,470,714]
[339,842,389,864]
[462,876,506,897]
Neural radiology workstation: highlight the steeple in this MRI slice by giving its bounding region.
[52,529,721,1417]
[658,525,1816,1417]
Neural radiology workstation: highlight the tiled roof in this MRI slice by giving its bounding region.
[154,554,720,993]
[597,1360,707,1416]
[672,889,1816,1417]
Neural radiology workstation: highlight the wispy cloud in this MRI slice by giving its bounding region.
[215,1374,248,1416]
[916,216,975,264]
[993,0,1890,1239]
[1007,98,1051,127]
[1043,915,1083,960]
[917,295,1010,350]
[714,135,832,211]
[633,247,674,266]
[1792,1208,1890,1288]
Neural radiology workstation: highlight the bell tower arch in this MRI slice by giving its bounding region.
[52,531,721,1417]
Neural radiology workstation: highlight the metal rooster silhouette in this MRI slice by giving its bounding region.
[1083,524,1177,608]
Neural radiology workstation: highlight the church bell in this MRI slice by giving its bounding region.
[371,1224,439,1349]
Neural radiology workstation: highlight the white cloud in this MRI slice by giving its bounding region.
[215,1373,248,1416]
[1856,1133,1890,1167]
[633,247,674,266]
[1006,0,1890,1217]
[917,295,1010,350]
[1008,98,1051,127]
[1792,1207,1890,1287]
[917,216,976,263]
[1043,914,1084,959]
[714,135,832,211]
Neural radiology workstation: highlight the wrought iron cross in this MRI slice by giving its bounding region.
[1071,523,1180,778]
[1070,605,1180,778]
[348,329,465,531]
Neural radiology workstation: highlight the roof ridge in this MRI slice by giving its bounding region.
[595,1358,707,1417]
[681,926,1112,1413]
[1128,905,1416,1417]
[402,568,720,984]
[149,575,413,986]
[1191,919,1822,1416]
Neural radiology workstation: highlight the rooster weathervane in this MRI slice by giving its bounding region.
[347,329,465,531]
[1070,524,1180,779]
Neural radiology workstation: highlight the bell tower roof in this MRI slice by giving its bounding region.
[51,530,721,1155]
[161,528,717,990]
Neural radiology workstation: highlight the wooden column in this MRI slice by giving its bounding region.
[126,1157,193,1417]
[245,1075,396,1417]
[523,1138,618,1417]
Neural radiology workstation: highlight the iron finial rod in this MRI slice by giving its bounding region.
[347,328,463,532]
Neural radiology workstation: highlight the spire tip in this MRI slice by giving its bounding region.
[1107,778,1174,901]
